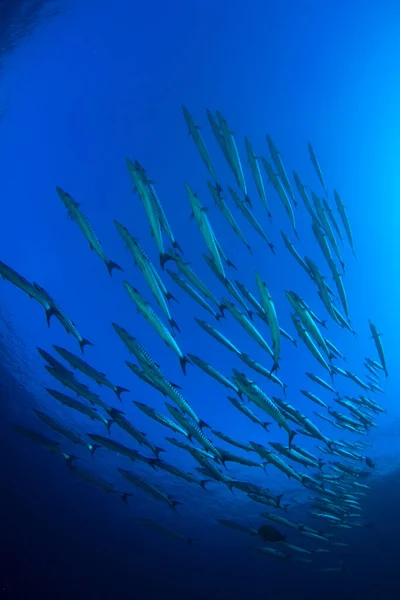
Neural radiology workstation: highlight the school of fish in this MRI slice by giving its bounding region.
[1,106,388,572]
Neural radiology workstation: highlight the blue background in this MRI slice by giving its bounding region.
[1,0,400,597]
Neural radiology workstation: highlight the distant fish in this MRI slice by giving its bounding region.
[245,136,271,220]
[368,320,388,377]
[266,135,296,206]
[182,106,220,187]
[308,142,327,193]
[56,187,122,276]
[118,469,181,511]
[140,518,194,544]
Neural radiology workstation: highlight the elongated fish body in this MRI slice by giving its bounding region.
[114,221,176,327]
[292,171,316,219]
[37,347,74,378]
[125,159,168,268]
[55,187,122,276]
[262,513,302,531]
[53,345,129,401]
[141,519,194,545]
[308,142,327,193]
[323,198,343,242]
[71,467,131,502]
[124,282,188,374]
[216,110,248,201]
[33,409,98,455]
[13,424,62,453]
[211,430,253,453]
[33,283,92,353]
[255,273,280,371]
[334,189,355,255]
[119,469,181,510]
[325,339,346,361]
[187,353,239,394]
[270,442,321,469]
[167,269,222,321]
[88,434,155,469]
[147,372,206,428]
[45,388,112,433]
[369,320,388,376]
[166,438,217,464]
[297,415,331,448]
[217,448,262,468]
[280,232,310,276]
[245,137,271,219]
[331,268,349,318]
[303,259,339,324]
[251,445,302,481]
[112,323,162,377]
[44,366,108,410]
[217,519,258,536]
[0,262,56,323]
[183,106,219,185]
[286,292,330,358]
[266,135,295,204]
[291,317,332,376]
[300,390,327,409]
[312,192,344,270]
[207,109,237,177]
[152,459,208,489]
[114,221,175,300]
[202,254,249,315]
[133,401,190,438]
[223,299,274,358]
[365,356,385,373]
[233,371,295,446]
[262,158,297,238]
[105,408,164,457]
[306,373,337,395]
[251,546,287,560]
[195,318,241,355]
[185,182,226,280]
[238,354,287,395]
[312,217,336,272]
[170,250,221,308]
[229,187,274,252]
[207,181,252,253]
[165,404,220,458]
[195,463,234,490]
[227,396,271,431]
[345,371,370,391]
[147,181,182,254]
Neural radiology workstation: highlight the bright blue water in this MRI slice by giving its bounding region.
[1,1,400,598]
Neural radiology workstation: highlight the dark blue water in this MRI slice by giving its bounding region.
[1,1,400,598]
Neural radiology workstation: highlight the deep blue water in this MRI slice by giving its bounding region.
[1,1,400,598]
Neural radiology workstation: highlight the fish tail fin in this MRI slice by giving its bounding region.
[179,355,190,375]
[166,291,179,303]
[246,243,253,255]
[294,228,300,241]
[64,453,79,470]
[172,240,184,254]
[215,311,224,322]
[269,242,276,255]
[289,430,297,449]
[171,500,182,512]
[45,307,56,327]
[269,362,279,378]
[321,320,328,329]
[263,422,272,432]
[219,303,227,316]
[247,310,254,321]
[244,194,252,208]
[262,461,269,471]
[199,419,211,430]
[267,210,273,223]
[148,458,159,470]
[90,444,101,457]
[216,182,223,196]
[155,446,166,459]
[227,482,234,493]
[160,252,172,270]
[283,504,291,513]
[105,419,114,435]
[292,339,299,347]
[282,384,288,398]
[200,480,210,491]
[318,459,325,470]
[114,386,130,401]
[79,338,93,354]
[227,258,237,271]
[276,493,284,506]
[170,318,180,334]
[120,492,133,504]
[106,259,123,276]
